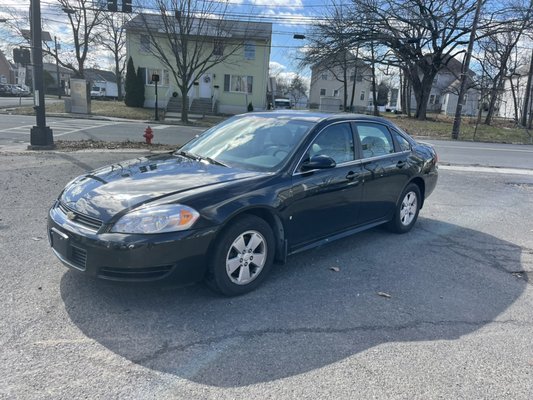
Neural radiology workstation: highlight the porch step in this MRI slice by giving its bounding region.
[166,96,215,115]
[190,98,215,115]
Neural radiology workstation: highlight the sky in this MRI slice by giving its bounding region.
[0,0,332,84]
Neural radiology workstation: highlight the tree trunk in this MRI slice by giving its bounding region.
[180,85,189,123]
[412,74,435,120]
[510,77,519,123]
[370,42,379,116]
[115,59,122,100]
[350,67,357,112]
[408,66,437,121]
[484,79,502,125]
[343,66,348,111]
[521,49,533,127]
[406,80,412,118]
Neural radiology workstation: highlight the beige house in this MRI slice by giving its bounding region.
[126,14,272,115]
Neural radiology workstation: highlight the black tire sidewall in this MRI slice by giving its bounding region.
[390,184,421,234]
[207,215,275,296]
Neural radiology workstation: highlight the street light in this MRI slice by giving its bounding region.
[28,0,54,149]
[293,34,306,40]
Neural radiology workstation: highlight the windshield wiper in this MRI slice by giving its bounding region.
[200,155,228,167]
[177,150,227,167]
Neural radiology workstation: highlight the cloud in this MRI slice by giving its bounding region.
[269,61,286,73]
[251,0,303,9]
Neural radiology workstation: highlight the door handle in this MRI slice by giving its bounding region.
[396,160,406,168]
[346,171,358,180]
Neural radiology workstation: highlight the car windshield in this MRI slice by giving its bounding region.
[179,115,314,172]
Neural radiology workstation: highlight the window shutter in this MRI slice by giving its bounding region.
[224,75,230,92]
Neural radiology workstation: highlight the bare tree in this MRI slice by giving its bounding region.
[98,12,130,100]
[41,0,103,78]
[477,2,533,125]
[351,0,504,120]
[136,0,255,123]
[299,1,364,111]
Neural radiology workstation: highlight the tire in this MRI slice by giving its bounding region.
[388,183,421,234]
[206,215,275,296]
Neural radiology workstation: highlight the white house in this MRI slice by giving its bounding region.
[308,53,373,112]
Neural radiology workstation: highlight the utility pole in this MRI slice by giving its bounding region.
[451,0,484,140]
[29,0,54,149]
[521,48,533,127]
[54,36,61,99]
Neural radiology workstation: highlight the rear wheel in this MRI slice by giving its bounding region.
[388,184,421,233]
[206,215,275,296]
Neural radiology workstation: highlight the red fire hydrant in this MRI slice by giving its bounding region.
[143,126,154,145]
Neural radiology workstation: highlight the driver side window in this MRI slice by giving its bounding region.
[307,123,355,165]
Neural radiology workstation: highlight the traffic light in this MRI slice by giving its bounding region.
[13,48,31,65]
[122,0,132,12]
[107,0,117,11]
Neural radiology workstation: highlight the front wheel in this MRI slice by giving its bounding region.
[206,215,275,296]
[388,184,421,234]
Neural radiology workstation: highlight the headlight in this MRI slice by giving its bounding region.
[111,204,200,234]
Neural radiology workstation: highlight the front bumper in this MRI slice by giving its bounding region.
[47,204,217,283]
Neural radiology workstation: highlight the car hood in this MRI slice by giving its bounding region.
[60,153,262,221]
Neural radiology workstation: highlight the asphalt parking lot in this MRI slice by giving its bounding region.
[1,150,532,399]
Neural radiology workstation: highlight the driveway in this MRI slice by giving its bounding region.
[0,150,531,399]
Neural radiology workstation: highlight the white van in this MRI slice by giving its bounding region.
[274,98,292,110]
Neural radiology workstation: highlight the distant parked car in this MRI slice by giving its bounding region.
[274,98,292,110]
[0,83,9,96]
[48,112,438,296]
[15,85,30,96]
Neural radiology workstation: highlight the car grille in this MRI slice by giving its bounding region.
[69,246,87,270]
[58,202,103,231]
[98,265,174,281]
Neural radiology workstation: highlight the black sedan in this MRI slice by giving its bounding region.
[48,112,438,295]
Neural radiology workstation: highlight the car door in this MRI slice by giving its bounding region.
[285,122,365,247]
[354,122,411,224]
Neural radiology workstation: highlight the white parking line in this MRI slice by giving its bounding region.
[440,165,533,176]
[0,120,121,137]
[434,144,533,153]
[151,125,171,130]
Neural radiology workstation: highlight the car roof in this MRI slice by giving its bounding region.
[246,111,396,126]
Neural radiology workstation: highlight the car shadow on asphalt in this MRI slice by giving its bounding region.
[59,217,529,387]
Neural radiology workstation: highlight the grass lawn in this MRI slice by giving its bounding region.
[11,99,153,120]
[383,113,533,144]
[8,100,533,144]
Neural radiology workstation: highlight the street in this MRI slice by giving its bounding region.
[1,114,533,170]
[0,116,532,399]
[0,114,204,148]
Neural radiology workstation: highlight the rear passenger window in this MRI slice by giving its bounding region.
[355,123,394,158]
[392,130,411,151]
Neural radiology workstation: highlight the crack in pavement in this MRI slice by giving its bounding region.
[132,318,531,365]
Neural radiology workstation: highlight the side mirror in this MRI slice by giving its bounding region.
[301,154,336,171]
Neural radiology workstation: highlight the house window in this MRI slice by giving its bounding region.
[462,94,468,105]
[350,74,355,82]
[333,89,339,97]
[321,73,328,80]
[360,91,365,101]
[140,34,150,52]
[435,94,440,104]
[244,42,255,60]
[356,75,363,82]
[213,40,224,57]
[320,88,326,96]
[145,68,170,85]
[429,94,435,104]
[224,74,253,93]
